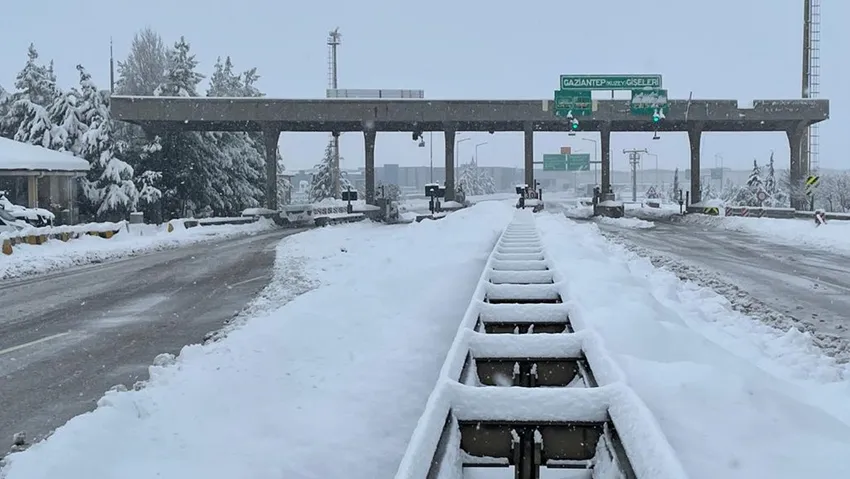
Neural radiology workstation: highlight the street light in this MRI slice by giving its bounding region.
[646,152,659,186]
[455,137,470,180]
[581,138,598,186]
[475,142,488,164]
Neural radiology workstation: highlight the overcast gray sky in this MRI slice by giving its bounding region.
[0,0,845,172]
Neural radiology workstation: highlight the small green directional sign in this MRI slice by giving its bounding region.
[554,90,592,117]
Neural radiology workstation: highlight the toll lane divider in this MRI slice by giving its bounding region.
[394,210,687,479]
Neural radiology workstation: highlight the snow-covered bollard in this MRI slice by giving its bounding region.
[814,210,827,227]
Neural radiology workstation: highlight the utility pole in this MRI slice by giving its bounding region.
[109,37,115,94]
[623,148,648,202]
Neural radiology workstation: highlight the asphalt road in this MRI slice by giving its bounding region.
[0,227,303,454]
[597,219,850,347]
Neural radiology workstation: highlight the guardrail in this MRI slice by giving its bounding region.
[394,210,686,479]
[166,216,258,232]
[1,221,126,255]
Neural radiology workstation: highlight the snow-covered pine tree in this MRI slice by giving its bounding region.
[670,167,680,202]
[205,56,265,215]
[152,37,215,218]
[48,83,85,154]
[77,65,139,219]
[310,141,335,202]
[276,149,291,206]
[764,151,776,197]
[310,139,349,202]
[457,158,496,196]
[746,159,763,190]
[1,44,58,146]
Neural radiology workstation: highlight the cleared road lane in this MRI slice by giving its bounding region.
[0,228,304,454]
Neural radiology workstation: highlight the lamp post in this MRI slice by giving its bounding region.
[475,142,488,163]
[581,138,598,185]
[646,152,659,186]
[455,137,470,179]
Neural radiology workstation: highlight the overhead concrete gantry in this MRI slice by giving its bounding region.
[110,96,828,210]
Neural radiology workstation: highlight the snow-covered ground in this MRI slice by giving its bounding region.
[0,202,514,479]
[0,219,275,281]
[537,214,850,479]
[682,214,850,255]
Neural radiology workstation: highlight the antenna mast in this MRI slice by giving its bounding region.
[802,0,821,174]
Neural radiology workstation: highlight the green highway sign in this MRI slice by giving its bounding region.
[560,74,662,91]
[567,153,591,171]
[543,154,567,171]
[630,88,669,116]
[554,90,592,117]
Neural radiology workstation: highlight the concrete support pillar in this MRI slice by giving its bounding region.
[523,124,534,187]
[262,128,280,210]
[444,130,456,201]
[599,125,611,195]
[364,129,377,205]
[687,127,703,205]
[787,122,808,210]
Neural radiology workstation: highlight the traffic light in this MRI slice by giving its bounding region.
[651,108,665,123]
[571,118,579,130]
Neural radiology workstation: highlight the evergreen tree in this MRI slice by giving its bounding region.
[764,152,776,196]
[115,28,168,96]
[457,158,496,196]
[746,159,763,190]
[204,56,266,214]
[1,44,58,146]
[48,84,85,154]
[670,167,680,202]
[310,140,349,202]
[152,37,215,217]
[77,65,139,219]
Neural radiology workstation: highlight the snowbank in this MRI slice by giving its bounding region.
[0,202,515,479]
[536,214,850,479]
[596,216,655,229]
[0,219,275,281]
[683,215,850,254]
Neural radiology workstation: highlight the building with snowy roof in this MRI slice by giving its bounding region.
[0,136,89,223]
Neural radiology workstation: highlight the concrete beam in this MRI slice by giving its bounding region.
[110,96,829,134]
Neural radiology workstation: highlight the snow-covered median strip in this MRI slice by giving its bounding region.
[536,214,850,479]
[0,219,276,281]
[0,202,514,479]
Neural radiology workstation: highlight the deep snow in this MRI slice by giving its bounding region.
[0,219,275,281]
[0,202,514,479]
[536,213,850,479]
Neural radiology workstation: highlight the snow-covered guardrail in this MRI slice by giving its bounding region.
[394,210,687,479]
[1,221,126,255]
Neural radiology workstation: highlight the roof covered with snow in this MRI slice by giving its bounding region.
[0,137,89,173]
